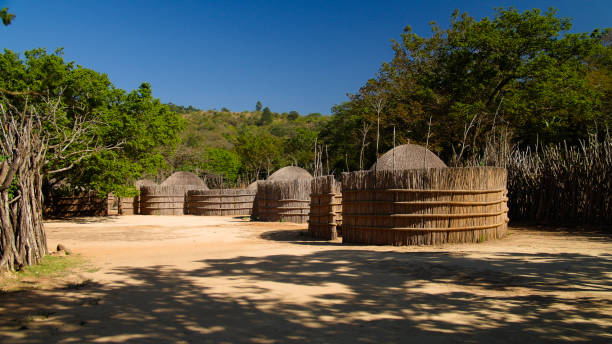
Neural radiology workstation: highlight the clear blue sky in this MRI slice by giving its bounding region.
[2,0,611,114]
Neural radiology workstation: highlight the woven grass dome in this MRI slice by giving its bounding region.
[161,171,208,188]
[267,166,312,182]
[370,144,446,171]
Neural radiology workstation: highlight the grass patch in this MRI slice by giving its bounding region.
[0,254,90,292]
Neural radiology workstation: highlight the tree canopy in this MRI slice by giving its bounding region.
[320,7,611,171]
[0,48,183,196]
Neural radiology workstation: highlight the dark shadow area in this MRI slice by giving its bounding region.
[260,229,343,246]
[1,248,610,343]
[44,216,118,224]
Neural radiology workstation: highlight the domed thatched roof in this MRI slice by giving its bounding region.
[160,171,209,189]
[370,144,447,171]
[247,181,260,191]
[135,179,156,188]
[267,166,312,182]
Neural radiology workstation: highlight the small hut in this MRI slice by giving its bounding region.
[140,172,208,215]
[267,166,313,182]
[119,179,157,215]
[252,167,313,223]
[308,175,342,240]
[342,167,508,245]
[370,143,447,171]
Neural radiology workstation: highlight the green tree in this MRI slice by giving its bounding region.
[255,100,262,111]
[233,127,284,179]
[201,147,241,182]
[1,6,14,26]
[260,107,273,125]
[288,111,299,120]
[322,7,610,167]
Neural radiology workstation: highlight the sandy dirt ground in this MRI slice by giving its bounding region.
[0,215,611,343]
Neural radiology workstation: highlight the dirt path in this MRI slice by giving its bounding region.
[1,216,611,343]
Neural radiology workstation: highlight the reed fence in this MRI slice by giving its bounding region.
[45,191,109,217]
[252,179,311,223]
[187,189,255,216]
[341,167,508,245]
[308,175,342,240]
[140,185,205,215]
[118,196,139,215]
[505,138,612,225]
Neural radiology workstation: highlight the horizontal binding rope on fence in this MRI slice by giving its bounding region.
[342,198,508,206]
[342,222,506,232]
[344,209,508,218]
[342,188,506,194]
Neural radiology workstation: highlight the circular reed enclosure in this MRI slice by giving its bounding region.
[140,185,205,215]
[187,189,255,216]
[308,176,342,240]
[342,167,509,245]
[252,179,312,223]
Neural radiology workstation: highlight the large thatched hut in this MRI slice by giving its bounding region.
[160,171,209,188]
[252,167,313,223]
[140,172,208,215]
[308,175,342,240]
[370,143,447,171]
[341,167,508,245]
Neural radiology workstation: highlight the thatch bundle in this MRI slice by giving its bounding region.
[161,171,208,188]
[370,143,447,171]
[267,166,312,182]
[187,189,255,216]
[252,179,312,223]
[140,185,206,215]
[308,175,342,240]
[342,167,508,245]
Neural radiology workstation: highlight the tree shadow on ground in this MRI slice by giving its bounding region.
[44,216,118,224]
[0,249,610,343]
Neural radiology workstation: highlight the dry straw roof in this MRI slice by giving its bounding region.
[160,171,209,189]
[267,166,313,182]
[370,143,447,171]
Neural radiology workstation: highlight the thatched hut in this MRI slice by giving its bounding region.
[370,143,447,171]
[342,167,508,245]
[160,171,209,188]
[253,179,312,223]
[308,175,342,240]
[267,166,313,182]
[187,189,256,216]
